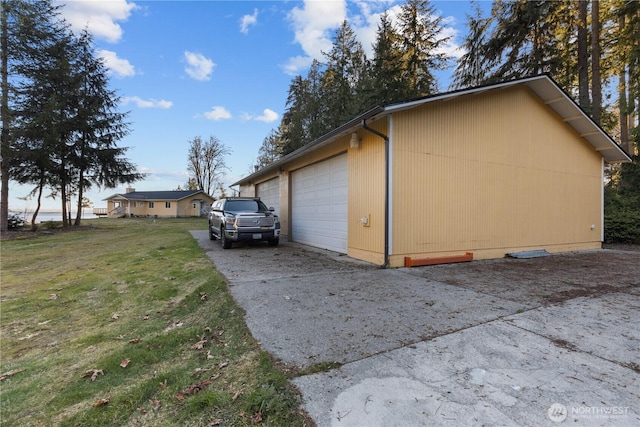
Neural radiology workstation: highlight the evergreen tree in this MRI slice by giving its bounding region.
[365,11,406,106]
[280,59,326,155]
[6,0,142,227]
[396,0,451,97]
[70,29,142,225]
[254,128,285,169]
[483,0,565,82]
[13,15,77,226]
[1,0,62,230]
[452,3,493,89]
[321,20,367,129]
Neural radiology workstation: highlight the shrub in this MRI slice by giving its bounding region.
[7,213,24,229]
[604,208,640,244]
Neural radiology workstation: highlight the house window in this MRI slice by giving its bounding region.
[165,202,171,209]
[149,201,154,208]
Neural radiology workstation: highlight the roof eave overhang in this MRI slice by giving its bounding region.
[103,194,129,201]
[234,75,631,188]
[384,75,631,164]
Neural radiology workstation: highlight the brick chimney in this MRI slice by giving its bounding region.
[126,187,135,193]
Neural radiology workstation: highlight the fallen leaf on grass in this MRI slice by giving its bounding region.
[218,361,229,369]
[48,294,60,300]
[211,419,224,425]
[18,333,39,341]
[111,313,120,320]
[93,396,110,407]
[175,374,222,400]
[149,398,160,411]
[0,369,25,381]
[82,369,104,382]
[128,338,142,344]
[199,292,207,300]
[232,390,243,401]
[164,321,183,332]
[120,358,131,368]
[191,339,207,350]
[137,407,146,414]
[250,412,263,424]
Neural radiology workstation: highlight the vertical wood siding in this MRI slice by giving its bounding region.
[347,120,387,264]
[390,86,603,264]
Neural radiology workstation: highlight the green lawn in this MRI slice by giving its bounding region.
[0,218,310,426]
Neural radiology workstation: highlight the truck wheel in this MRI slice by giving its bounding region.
[221,228,232,249]
[268,238,279,247]
[209,223,217,240]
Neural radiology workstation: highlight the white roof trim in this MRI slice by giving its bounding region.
[384,75,631,163]
[234,75,630,187]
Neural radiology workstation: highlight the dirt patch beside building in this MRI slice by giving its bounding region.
[404,248,640,306]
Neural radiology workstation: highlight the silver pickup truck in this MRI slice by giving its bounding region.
[208,197,280,249]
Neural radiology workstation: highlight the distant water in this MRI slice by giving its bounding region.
[10,211,100,224]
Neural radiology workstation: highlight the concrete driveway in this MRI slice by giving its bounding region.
[191,231,640,426]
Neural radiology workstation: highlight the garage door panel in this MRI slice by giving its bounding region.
[292,155,348,253]
[256,178,280,216]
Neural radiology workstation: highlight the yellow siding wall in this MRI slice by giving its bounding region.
[238,183,256,197]
[107,196,212,217]
[278,171,290,237]
[390,86,603,266]
[347,121,388,265]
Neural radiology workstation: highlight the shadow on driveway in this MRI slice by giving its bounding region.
[192,231,640,426]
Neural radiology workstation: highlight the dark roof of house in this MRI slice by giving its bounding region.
[104,190,211,201]
[233,74,631,187]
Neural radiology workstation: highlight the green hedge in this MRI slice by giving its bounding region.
[604,208,640,244]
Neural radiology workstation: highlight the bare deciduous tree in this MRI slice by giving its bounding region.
[187,135,230,198]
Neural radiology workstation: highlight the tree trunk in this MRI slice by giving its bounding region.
[578,0,590,110]
[60,158,68,227]
[619,15,630,154]
[74,171,83,226]
[591,0,602,123]
[1,0,10,232]
[30,176,45,231]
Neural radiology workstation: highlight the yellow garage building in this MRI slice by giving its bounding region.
[233,75,632,267]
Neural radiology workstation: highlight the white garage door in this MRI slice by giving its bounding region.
[256,177,280,216]
[291,154,348,253]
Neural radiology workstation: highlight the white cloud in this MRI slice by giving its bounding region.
[240,9,259,34]
[97,49,135,77]
[435,16,463,60]
[243,109,279,123]
[122,96,173,109]
[58,0,137,43]
[284,0,347,75]
[255,109,279,123]
[184,51,216,81]
[282,55,314,76]
[349,3,404,58]
[204,106,232,121]
[283,1,463,74]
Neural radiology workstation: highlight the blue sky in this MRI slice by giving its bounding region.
[9,0,489,213]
